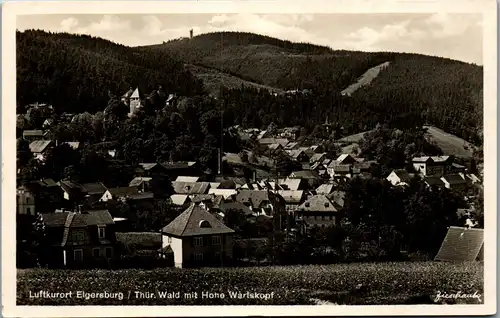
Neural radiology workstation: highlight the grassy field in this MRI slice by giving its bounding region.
[17,261,483,305]
[423,126,477,158]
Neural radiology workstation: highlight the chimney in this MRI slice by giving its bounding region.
[189,29,193,39]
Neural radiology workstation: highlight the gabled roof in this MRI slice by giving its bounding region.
[389,169,411,183]
[268,143,282,150]
[138,163,159,171]
[329,164,352,173]
[441,174,466,185]
[235,190,271,207]
[29,140,52,153]
[208,189,238,199]
[210,182,221,189]
[434,226,484,261]
[129,177,152,187]
[278,178,302,191]
[59,180,85,193]
[172,181,210,195]
[63,142,80,150]
[123,87,140,99]
[316,183,335,195]
[309,153,326,164]
[336,153,356,164]
[424,176,445,187]
[189,194,214,203]
[82,182,107,195]
[431,156,451,163]
[284,142,299,149]
[160,161,197,170]
[106,186,139,198]
[162,204,234,237]
[170,194,190,206]
[176,176,200,182]
[23,130,44,137]
[289,170,319,179]
[298,195,338,212]
[42,210,114,228]
[128,192,154,201]
[412,156,432,163]
[327,190,346,209]
[275,190,304,204]
[218,201,254,216]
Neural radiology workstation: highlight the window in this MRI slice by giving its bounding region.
[212,236,221,245]
[193,237,203,246]
[98,227,106,239]
[193,252,204,261]
[71,230,85,242]
[322,216,326,220]
[92,248,100,258]
[105,247,112,258]
[168,236,172,244]
[26,197,29,203]
[74,249,83,261]
[214,252,221,259]
[26,207,31,215]
[329,215,333,220]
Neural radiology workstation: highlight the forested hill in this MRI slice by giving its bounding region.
[143,32,483,144]
[16,29,205,114]
[17,30,483,144]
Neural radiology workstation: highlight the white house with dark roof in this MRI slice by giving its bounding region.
[441,174,468,192]
[296,195,341,228]
[161,204,235,268]
[29,140,53,161]
[386,169,412,187]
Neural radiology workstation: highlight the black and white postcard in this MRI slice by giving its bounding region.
[1,0,497,316]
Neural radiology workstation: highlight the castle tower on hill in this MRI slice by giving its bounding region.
[121,87,141,117]
[189,29,193,39]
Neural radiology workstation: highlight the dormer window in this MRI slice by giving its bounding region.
[199,220,211,228]
[305,202,310,207]
[98,226,106,239]
[185,185,191,191]
[324,202,329,207]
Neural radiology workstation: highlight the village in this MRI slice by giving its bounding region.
[16,87,484,270]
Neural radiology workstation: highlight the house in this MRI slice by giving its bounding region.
[121,87,142,117]
[161,204,235,268]
[440,174,468,192]
[82,182,108,205]
[59,180,87,203]
[189,194,217,210]
[268,143,283,152]
[208,189,238,199]
[217,201,254,219]
[40,210,116,268]
[136,163,168,177]
[42,118,54,128]
[129,177,153,192]
[284,142,300,150]
[434,226,484,261]
[235,190,276,216]
[23,179,64,214]
[412,156,451,177]
[126,192,156,214]
[257,130,271,140]
[286,149,309,163]
[309,153,327,165]
[29,140,53,161]
[327,163,352,179]
[278,178,306,191]
[63,142,81,150]
[172,182,211,195]
[170,194,192,209]
[386,169,412,187]
[424,176,445,188]
[176,176,200,183]
[336,154,357,165]
[296,195,341,228]
[100,187,139,202]
[275,190,305,212]
[280,127,301,140]
[288,170,320,188]
[23,130,44,141]
[17,185,36,216]
[316,183,336,195]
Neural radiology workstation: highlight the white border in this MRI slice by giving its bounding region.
[2,0,497,317]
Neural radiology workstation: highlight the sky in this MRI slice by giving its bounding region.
[17,13,483,65]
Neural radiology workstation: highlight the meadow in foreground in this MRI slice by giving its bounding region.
[17,261,483,305]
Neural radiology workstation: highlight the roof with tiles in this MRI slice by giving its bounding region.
[161,204,234,237]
